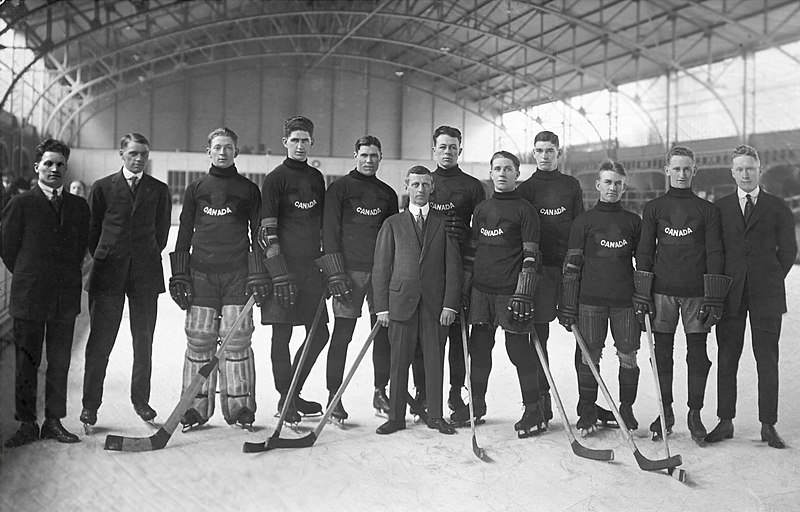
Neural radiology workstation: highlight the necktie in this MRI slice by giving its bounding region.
[130,176,139,195]
[51,190,61,214]
[744,194,754,224]
[416,213,425,231]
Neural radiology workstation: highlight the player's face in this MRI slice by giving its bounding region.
[731,154,761,193]
[207,136,238,168]
[35,151,67,189]
[355,144,382,176]
[432,135,461,169]
[406,173,433,207]
[596,170,626,203]
[490,157,519,193]
[665,155,696,189]
[283,130,313,162]
[120,141,150,174]
[532,141,560,172]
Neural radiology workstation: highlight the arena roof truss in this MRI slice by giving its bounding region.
[2,0,800,145]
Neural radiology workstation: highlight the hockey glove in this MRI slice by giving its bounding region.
[444,211,470,245]
[558,249,582,331]
[508,269,538,322]
[316,252,353,303]
[264,254,297,308]
[697,274,733,328]
[169,252,194,311]
[246,250,272,307]
[632,270,656,330]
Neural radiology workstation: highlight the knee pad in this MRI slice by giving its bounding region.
[219,305,256,423]
[580,348,602,366]
[185,306,220,352]
[617,349,638,369]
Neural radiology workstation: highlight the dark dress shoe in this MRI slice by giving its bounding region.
[428,417,456,435]
[761,424,785,449]
[133,402,157,422]
[376,420,406,435]
[4,421,39,448]
[704,419,734,443]
[40,419,80,444]
[80,408,97,426]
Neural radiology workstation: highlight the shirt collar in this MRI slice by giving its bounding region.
[122,167,143,181]
[407,202,430,218]
[38,181,63,199]
[737,186,760,201]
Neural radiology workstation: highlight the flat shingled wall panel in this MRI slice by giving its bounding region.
[297,69,334,160]
[464,110,499,163]
[224,67,262,155]
[332,69,367,158]
[152,80,186,152]
[188,72,224,152]
[79,106,116,149]
[401,86,433,161]
[116,90,152,144]
[260,67,297,157]
[367,76,401,160]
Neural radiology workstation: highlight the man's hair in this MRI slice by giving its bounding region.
[598,160,627,177]
[284,116,314,138]
[35,138,70,162]
[207,127,239,148]
[432,125,462,145]
[355,135,382,153]
[534,130,560,147]
[120,133,150,150]
[665,145,695,165]
[404,165,431,184]
[490,150,520,170]
[732,144,760,162]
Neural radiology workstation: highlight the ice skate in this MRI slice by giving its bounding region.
[276,394,302,428]
[231,408,255,432]
[447,386,466,413]
[373,387,390,418]
[576,401,598,438]
[80,408,97,435]
[516,403,546,438]
[409,391,427,424]
[449,401,486,428]
[687,409,707,447]
[539,393,553,429]
[328,392,349,428]
[649,404,674,441]
[596,405,619,428]
[619,403,638,431]
[134,402,157,428]
[296,396,323,417]
[180,408,208,433]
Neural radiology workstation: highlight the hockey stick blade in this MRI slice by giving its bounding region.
[105,296,257,452]
[460,311,490,462]
[242,432,317,453]
[530,329,613,462]
[634,450,683,472]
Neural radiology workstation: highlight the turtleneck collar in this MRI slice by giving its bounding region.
[493,189,520,200]
[284,157,311,171]
[532,168,561,180]
[435,165,462,177]
[595,200,622,212]
[666,186,695,198]
[349,169,377,181]
[209,164,238,177]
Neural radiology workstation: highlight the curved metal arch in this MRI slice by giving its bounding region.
[56,58,525,155]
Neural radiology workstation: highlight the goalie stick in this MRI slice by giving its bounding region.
[530,329,614,462]
[644,316,688,482]
[572,325,683,473]
[243,323,381,452]
[242,296,327,452]
[104,295,256,452]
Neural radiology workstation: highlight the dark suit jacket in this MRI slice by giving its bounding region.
[373,209,461,322]
[1,185,90,321]
[85,170,171,296]
[715,189,797,317]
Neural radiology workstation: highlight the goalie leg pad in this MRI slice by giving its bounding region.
[183,306,220,422]
[218,304,256,423]
[577,304,608,362]
[609,306,641,353]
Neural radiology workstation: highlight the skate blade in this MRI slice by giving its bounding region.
[599,421,620,429]
[83,423,94,435]
[650,428,673,441]
[691,435,707,447]
[374,409,389,419]
[452,418,486,429]
[517,425,547,438]
[235,423,255,432]
[328,417,348,429]
[580,425,597,438]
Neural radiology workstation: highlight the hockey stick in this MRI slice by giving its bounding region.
[645,316,688,482]
[105,295,257,452]
[459,310,489,462]
[530,329,614,462]
[242,296,327,453]
[573,326,683,472]
[243,323,382,452]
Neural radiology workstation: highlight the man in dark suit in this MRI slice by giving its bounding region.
[707,144,797,449]
[372,165,462,435]
[2,138,89,447]
[79,133,171,428]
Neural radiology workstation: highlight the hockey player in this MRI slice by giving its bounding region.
[452,151,546,438]
[558,161,642,436]
[322,135,399,422]
[259,116,328,424]
[169,127,266,431]
[516,131,584,426]
[634,145,728,445]
[412,125,486,414]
